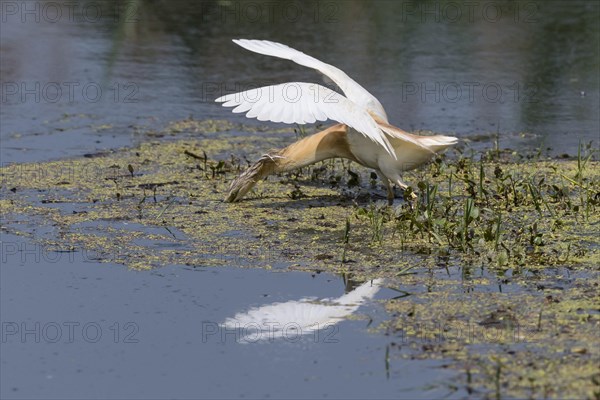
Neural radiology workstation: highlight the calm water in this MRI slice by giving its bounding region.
[0,232,463,399]
[1,0,598,163]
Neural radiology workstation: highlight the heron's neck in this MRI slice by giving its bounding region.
[225,124,357,202]
[271,124,356,172]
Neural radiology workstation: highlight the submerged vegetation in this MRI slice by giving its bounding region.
[1,119,598,398]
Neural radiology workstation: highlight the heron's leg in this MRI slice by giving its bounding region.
[379,166,418,202]
[376,171,395,206]
[394,178,417,200]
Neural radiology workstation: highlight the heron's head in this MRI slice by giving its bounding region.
[225,155,278,202]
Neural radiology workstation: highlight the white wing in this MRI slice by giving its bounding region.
[232,39,389,123]
[216,82,395,157]
[221,279,382,343]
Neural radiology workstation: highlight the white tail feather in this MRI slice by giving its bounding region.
[417,135,459,152]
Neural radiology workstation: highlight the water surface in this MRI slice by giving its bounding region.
[1,233,462,399]
[1,0,598,163]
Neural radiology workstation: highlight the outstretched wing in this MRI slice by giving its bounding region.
[232,39,389,123]
[215,82,395,157]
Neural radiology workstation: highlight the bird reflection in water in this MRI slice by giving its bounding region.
[220,276,383,343]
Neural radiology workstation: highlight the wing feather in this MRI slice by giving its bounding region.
[216,82,395,157]
[232,39,389,123]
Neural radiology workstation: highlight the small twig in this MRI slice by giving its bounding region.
[559,173,595,194]
[155,197,176,220]
[184,150,204,160]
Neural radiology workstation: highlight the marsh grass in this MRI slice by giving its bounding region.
[351,143,599,273]
[355,203,390,244]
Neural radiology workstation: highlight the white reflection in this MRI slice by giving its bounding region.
[221,278,382,343]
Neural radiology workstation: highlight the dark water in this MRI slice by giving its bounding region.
[0,232,462,399]
[1,0,598,163]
